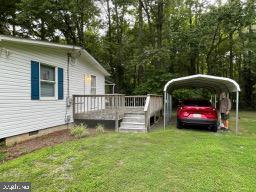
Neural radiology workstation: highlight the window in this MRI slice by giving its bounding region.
[91,75,96,94]
[40,64,55,97]
[183,100,211,107]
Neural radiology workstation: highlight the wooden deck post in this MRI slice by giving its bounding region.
[115,95,119,132]
[72,96,76,123]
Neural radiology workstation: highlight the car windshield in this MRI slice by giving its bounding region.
[183,100,211,107]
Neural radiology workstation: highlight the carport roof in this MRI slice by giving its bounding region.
[164,74,240,93]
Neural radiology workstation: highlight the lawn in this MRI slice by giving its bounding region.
[0,111,256,192]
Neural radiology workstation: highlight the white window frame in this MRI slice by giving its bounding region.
[39,63,58,101]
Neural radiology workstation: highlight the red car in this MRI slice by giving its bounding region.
[177,99,218,132]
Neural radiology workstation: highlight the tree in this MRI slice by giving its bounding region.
[0,0,20,35]
[1,0,256,108]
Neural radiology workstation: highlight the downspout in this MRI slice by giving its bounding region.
[65,53,71,128]
[67,53,71,100]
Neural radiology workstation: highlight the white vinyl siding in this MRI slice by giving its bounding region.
[0,42,105,139]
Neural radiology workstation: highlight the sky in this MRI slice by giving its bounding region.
[209,0,228,4]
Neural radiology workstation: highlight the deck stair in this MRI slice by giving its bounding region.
[119,112,147,132]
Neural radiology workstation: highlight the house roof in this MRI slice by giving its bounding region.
[0,35,110,76]
[164,74,240,93]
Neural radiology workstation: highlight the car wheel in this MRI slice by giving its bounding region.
[177,119,182,129]
[211,124,218,132]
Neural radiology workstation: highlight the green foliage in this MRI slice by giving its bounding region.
[172,89,211,101]
[70,124,88,138]
[0,151,5,163]
[95,124,105,134]
[0,0,20,35]
[133,73,177,95]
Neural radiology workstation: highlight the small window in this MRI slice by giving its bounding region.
[40,64,55,97]
[91,75,96,94]
[183,100,211,107]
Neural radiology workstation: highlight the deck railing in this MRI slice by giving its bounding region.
[125,96,147,107]
[144,95,163,130]
[73,94,125,131]
[73,94,125,114]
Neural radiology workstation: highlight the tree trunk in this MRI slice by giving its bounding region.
[40,19,46,40]
[156,0,163,48]
[229,32,233,78]
[141,0,154,47]
[137,0,144,85]
[189,2,196,74]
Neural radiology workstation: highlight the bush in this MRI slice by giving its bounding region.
[0,151,5,163]
[96,124,105,134]
[70,124,89,138]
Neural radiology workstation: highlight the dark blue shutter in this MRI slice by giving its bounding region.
[58,68,64,100]
[31,61,40,100]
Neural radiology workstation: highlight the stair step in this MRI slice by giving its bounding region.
[124,113,145,117]
[123,117,145,123]
[119,127,145,130]
[119,128,146,133]
[121,122,145,126]
[123,116,144,119]
[123,116,145,119]
[124,112,144,115]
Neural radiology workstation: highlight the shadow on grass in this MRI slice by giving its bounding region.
[150,118,216,133]
[177,124,214,132]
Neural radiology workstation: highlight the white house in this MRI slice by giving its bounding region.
[0,35,110,145]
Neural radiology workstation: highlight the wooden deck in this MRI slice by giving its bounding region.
[73,95,163,132]
[74,107,144,120]
[74,109,122,120]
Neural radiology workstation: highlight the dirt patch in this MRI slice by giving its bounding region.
[5,129,75,160]
[1,128,106,162]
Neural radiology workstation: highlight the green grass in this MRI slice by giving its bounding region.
[0,111,256,191]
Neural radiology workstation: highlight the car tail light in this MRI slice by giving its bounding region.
[180,110,189,118]
[182,111,189,117]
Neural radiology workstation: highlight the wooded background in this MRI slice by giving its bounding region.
[1,0,256,108]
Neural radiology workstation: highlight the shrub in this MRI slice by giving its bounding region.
[96,124,105,134]
[70,123,89,138]
[0,151,5,163]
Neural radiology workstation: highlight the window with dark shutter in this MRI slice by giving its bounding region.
[31,61,63,100]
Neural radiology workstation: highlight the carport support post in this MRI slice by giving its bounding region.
[236,91,239,135]
[214,94,217,108]
[164,91,166,130]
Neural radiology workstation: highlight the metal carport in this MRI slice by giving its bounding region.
[163,74,241,134]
